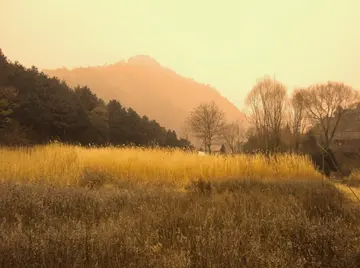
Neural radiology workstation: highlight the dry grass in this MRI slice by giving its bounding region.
[339,170,360,205]
[334,183,360,205]
[0,144,359,267]
[0,143,321,187]
[345,170,360,187]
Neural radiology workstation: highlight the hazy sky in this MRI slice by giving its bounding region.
[1,0,359,109]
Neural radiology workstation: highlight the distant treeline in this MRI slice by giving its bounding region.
[0,50,191,148]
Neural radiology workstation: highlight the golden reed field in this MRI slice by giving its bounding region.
[0,143,322,187]
[0,144,360,268]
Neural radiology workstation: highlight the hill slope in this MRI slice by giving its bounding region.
[0,50,189,147]
[43,55,245,137]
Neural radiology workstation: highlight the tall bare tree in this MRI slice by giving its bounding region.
[222,120,245,153]
[245,76,287,153]
[298,81,359,149]
[186,101,225,153]
[288,89,308,152]
[180,121,192,141]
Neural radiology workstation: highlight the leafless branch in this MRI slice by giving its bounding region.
[186,101,226,153]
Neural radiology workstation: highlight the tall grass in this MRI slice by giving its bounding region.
[0,143,321,187]
[0,179,360,267]
[1,144,359,267]
[346,170,360,187]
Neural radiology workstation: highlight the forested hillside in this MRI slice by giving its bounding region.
[0,50,190,148]
[43,55,245,137]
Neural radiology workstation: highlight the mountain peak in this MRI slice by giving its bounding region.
[127,55,160,66]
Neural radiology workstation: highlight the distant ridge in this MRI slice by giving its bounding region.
[43,55,245,140]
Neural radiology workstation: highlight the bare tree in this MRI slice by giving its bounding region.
[186,101,226,153]
[179,121,192,141]
[299,81,359,149]
[222,120,246,153]
[288,89,309,152]
[245,76,287,153]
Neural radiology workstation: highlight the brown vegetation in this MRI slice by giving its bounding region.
[1,178,360,267]
[0,145,360,267]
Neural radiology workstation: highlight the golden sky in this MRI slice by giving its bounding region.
[1,0,359,109]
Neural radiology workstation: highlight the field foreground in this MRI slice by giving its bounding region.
[0,145,360,267]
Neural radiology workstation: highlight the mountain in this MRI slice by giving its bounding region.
[0,50,190,147]
[43,55,245,138]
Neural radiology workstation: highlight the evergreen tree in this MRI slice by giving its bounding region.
[0,51,191,147]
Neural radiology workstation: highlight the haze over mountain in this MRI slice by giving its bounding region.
[43,55,245,137]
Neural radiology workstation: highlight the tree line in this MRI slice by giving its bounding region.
[186,76,359,156]
[0,50,190,148]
